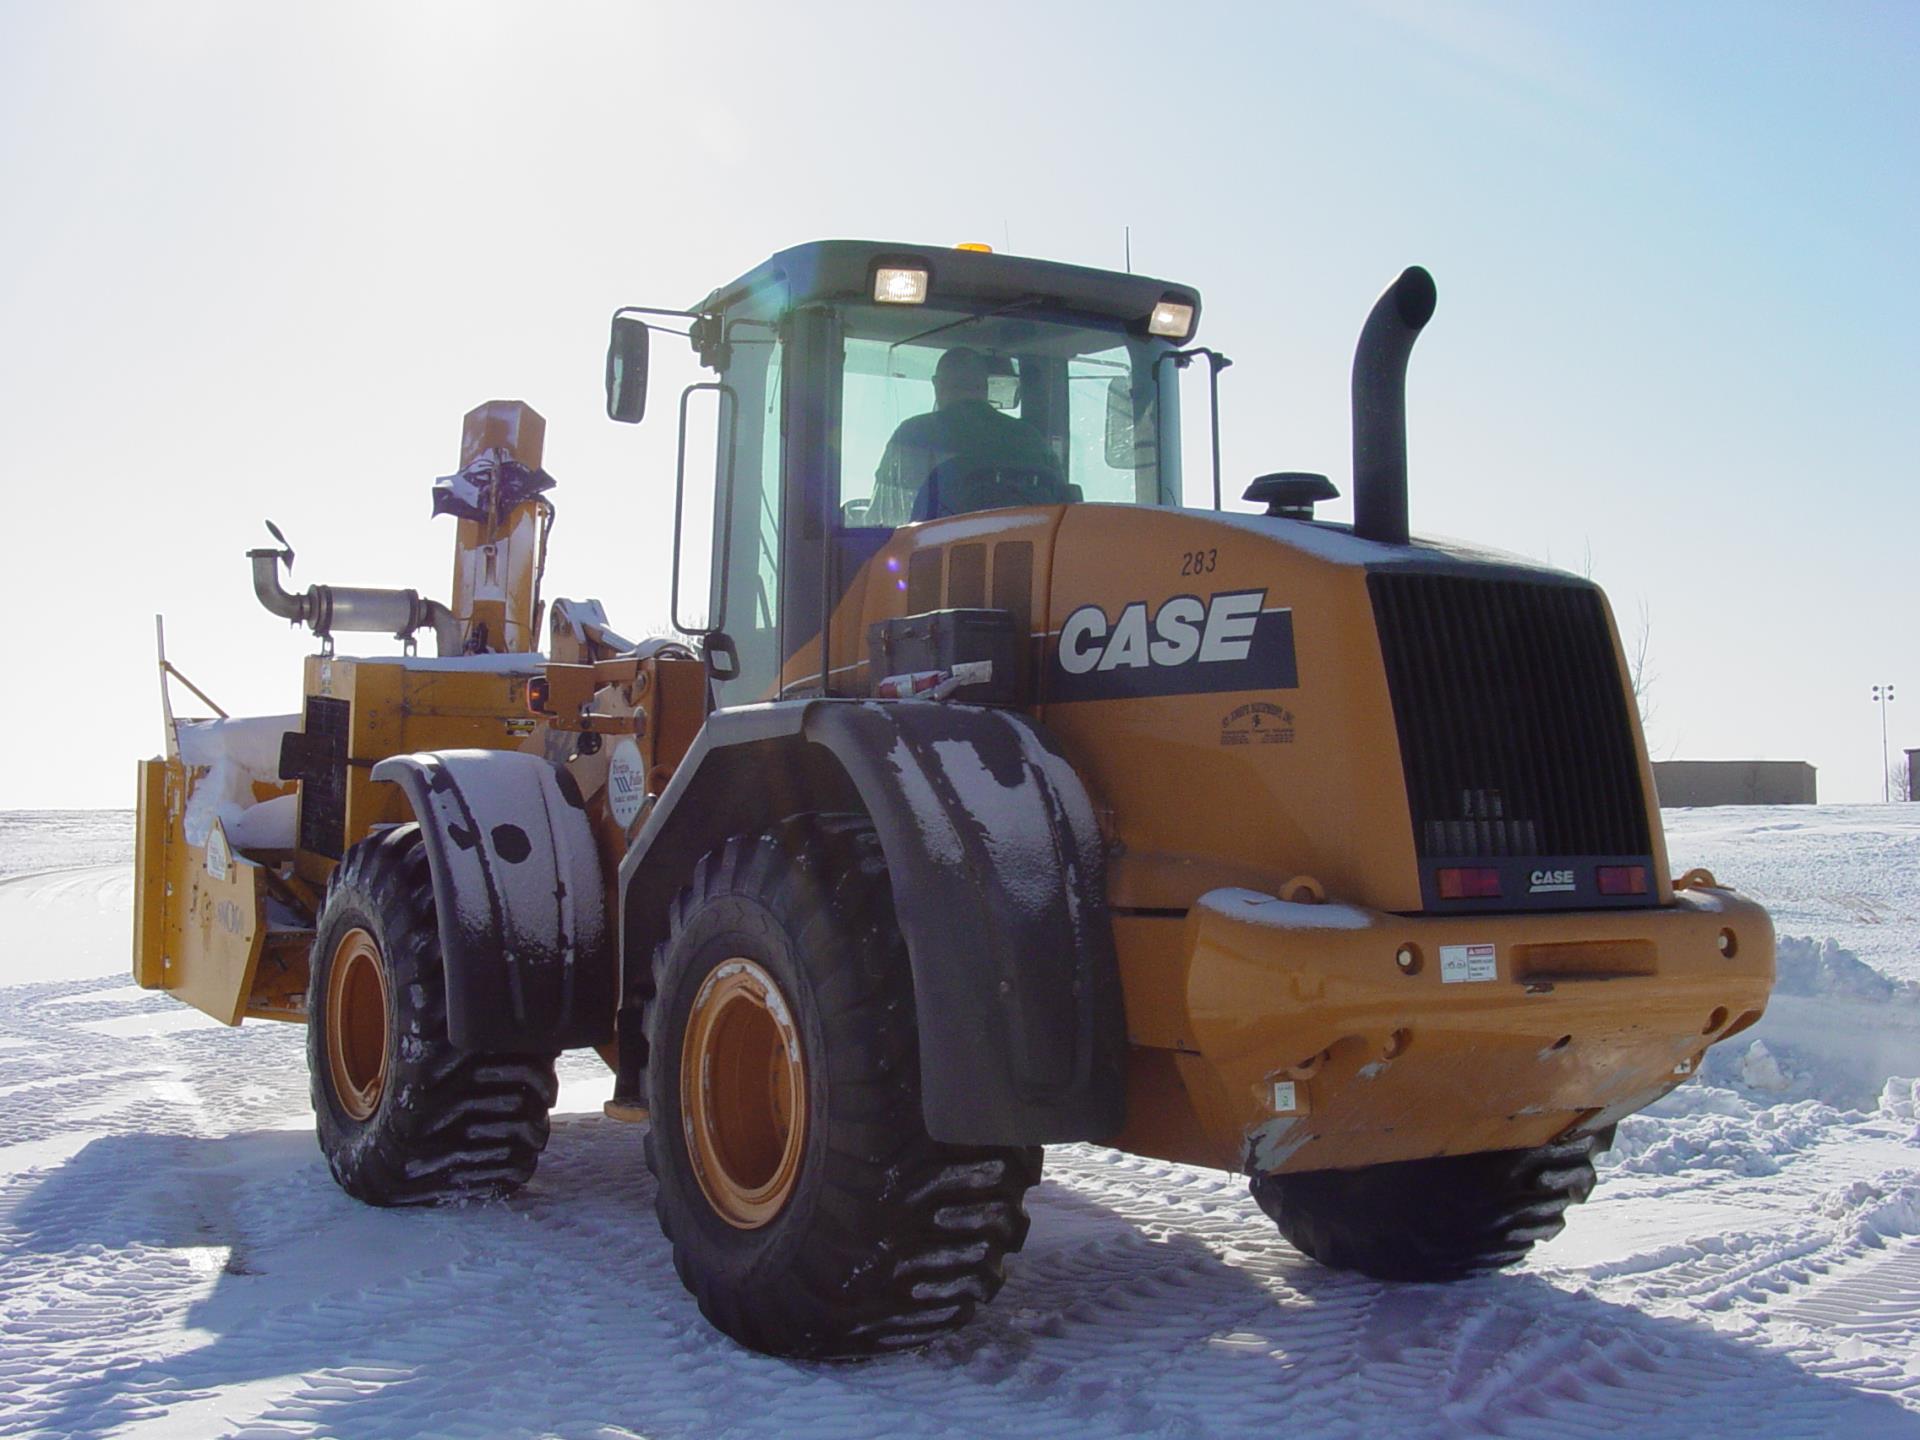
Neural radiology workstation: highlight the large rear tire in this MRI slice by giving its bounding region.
[308,824,558,1206]
[1249,1131,1609,1282]
[645,816,1041,1358]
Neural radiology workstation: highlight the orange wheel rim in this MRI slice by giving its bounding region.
[681,959,808,1229]
[326,927,390,1121]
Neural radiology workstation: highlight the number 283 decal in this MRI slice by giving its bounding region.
[1180,548,1218,575]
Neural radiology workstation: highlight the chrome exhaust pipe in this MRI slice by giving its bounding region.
[249,536,463,656]
[249,546,306,622]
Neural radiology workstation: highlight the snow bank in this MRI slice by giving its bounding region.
[1775,934,1920,1003]
[1883,1077,1920,1143]
[1663,803,1920,985]
[1606,1096,1849,1178]
[1817,1172,1920,1247]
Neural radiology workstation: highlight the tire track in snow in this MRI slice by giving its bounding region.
[1786,1237,1920,1361]
[0,975,320,1437]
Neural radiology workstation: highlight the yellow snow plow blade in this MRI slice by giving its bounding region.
[133,755,275,1025]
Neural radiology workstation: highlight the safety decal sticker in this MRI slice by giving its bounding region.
[1220,701,1295,746]
[205,821,232,882]
[607,738,647,830]
[1439,943,1497,984]
[1050,588,1297,702]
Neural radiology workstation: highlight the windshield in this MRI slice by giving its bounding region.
[835,304,1181,528]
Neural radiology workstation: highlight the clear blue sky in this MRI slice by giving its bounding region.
[1,1,1914,807]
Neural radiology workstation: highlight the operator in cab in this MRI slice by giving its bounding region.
[867,346,1067,526]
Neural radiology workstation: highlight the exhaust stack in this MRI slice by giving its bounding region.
[1350,265,1436,546]
[249,539,462,656]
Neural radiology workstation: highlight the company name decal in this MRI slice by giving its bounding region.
[1049,589,1298,702]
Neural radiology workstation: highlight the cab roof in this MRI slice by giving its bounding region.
[694,239,1202,337]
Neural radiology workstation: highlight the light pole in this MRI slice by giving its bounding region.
[1872,683,1896,802]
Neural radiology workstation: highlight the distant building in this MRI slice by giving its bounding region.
[1652,760,1816,807]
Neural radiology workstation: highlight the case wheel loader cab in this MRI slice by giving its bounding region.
[642,241,1195,709]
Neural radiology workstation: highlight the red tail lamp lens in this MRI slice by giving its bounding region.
[527,677,550,715]
[1598,865,1649,896]
[1438,867,1501,899]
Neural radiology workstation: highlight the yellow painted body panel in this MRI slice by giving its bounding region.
[1170,883,1771,1173]
[448,400,548,653]
[135,642,706,1050]
[132,759,170,989]
[168,830,268,1027]
[775,501,1770,1174]
[131,756,270,1026]
[297,654,547,884]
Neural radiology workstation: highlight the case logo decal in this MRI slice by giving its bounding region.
[1050,589,1296,702]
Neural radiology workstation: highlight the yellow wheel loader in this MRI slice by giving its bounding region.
[134,241,1774,1358]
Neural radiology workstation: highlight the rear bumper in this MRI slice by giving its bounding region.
[1178,884,1774,1175]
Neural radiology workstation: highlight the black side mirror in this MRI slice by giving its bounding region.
[606,316,651,424]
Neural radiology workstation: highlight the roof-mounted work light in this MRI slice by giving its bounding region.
[1148,299,1196,340]
[874,266,929,304]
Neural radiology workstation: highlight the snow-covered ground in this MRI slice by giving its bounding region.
[2,806,1916,1438]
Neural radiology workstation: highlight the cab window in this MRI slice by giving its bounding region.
[833,308,1179,530]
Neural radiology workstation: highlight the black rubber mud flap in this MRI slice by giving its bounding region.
[804,703,1125,1144]
[373,749,614,1051]
[619,700,1126,1147]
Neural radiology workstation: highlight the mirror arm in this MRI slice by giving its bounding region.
[614,303,699,321]
[1158,347,1234,510]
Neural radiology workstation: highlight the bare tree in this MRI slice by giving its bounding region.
[1626,599,1656,731]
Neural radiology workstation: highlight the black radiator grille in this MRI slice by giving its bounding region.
[1369,572,1651,860]
[292,696,350,860]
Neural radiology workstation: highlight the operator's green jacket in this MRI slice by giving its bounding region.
[869,399,1064,526]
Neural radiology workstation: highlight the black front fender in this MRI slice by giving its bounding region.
[372,749,614,1052]
[619,700,1125,1146]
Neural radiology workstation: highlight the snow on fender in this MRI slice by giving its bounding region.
[371,749,615,1051]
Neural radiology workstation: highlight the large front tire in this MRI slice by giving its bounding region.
[645,816,1041,1358]
[1250,1132,1608,1282]
[308,824,559,1206]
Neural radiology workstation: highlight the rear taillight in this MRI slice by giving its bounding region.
[1437,867,1502,899]
[1597,864,1649,896]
